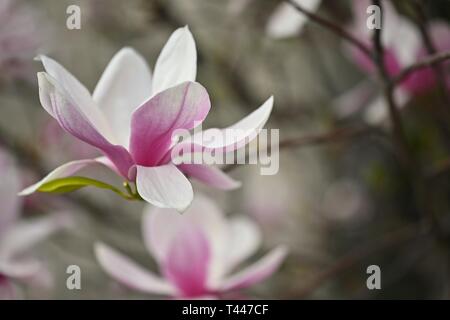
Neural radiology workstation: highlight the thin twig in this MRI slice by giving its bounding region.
[222,126,379,173]
[285,0,371,57]
[372,0,411,170]
[391,51,450,86]
[413,0,450,105]
[278,126,373,150]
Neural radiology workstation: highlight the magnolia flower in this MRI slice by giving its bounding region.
[266,0,322,39]
[95,194,287,299]
[0,0,40,83]
[344,0,450,124]
[19,27,273,212]
[0,148,67,299]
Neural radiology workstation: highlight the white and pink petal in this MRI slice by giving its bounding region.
[221,246,288,292]
[136,164,193,212]
[152,26,197,95]
[93,48,153,147]
[37,73,134,179]
[130,81,210,166]
[95,242,175,295]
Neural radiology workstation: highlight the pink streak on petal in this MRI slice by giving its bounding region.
[162,223,211,297]
[170,96,273,160]
[129,81,210,167]
[94,243,175,295]
[0,275,16,299]
[401,22,450,95]
[38,73,134,179]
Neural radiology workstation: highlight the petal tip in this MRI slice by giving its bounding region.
[17,188,31,197]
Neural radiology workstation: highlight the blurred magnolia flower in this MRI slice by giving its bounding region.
[0,0,40,83]
[19,26,273,212]
[95,194,287,299]
[0,148,68,299]
[343,0,450,124]
[266,0,322,39]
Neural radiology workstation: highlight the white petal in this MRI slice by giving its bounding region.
[225,217,262,273]
[266,0,321,39]
[38,55,116,143]
[180,96,273,154]
[221,246,288,292]
[136,164,193,212]
[152,26,197,95]
[94,242,175,295]
[18,158,110,196]
[0,259,41,279]
[93,48,153,147]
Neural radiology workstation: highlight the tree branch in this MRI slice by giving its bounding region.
[372,0,412,170]
[391,51,450,86]
[284,0,371,57]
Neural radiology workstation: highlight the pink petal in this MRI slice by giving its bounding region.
[172,96,273,161]
[38,55,115,142]
[221,246,288,292]
[142,206,185,264]
[19,158,114,196]
[348,0,420,73]
[178,164,241,190]
[152,26,197,95]
[402,22,450,95]
[94,242,175,295]
[93,48,153,147]
[130,81,210,167]
[38,72,134,179]
[142,194,229,287]
[346,44,402,77]
[135,164,193,212]
[162,223,210,297]
[0,276,16,299]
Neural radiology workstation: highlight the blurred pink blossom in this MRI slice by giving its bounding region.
[95,194,287,299]
[0,0,40,83]
[20,26,273,212]
[344,0,450,123]
[0,148,68,299]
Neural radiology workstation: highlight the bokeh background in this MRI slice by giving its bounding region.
[2,0,450,299]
